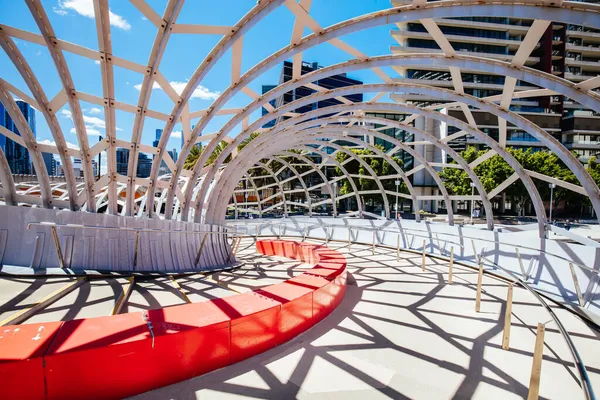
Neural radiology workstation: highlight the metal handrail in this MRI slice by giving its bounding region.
[231,222,596,399]
[26,222,231,235]
[230,221,598,275]
[27,222,234,270]
[480,255,596,400]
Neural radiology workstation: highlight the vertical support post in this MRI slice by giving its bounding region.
[569,263,585,307]
[527,323,546,400]
[475,258,484,312]
[448,246,454,284]
[51,226,65,269]
[471,239,477,261]
[348,228,352,246]
[421,239,426,271]
[435,233,441,255]
[372,231,376,255]
[133,230,140,271]
[195,233,209,267]
[516,248,527,280]
[396,234,400,262]
[502,283,513,350]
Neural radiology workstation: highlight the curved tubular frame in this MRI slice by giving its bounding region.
[277,151,344,217]
[212,113,499,226]
[26,0,95,212]
[128,0,183,217]
[196,90,544,233]
[268,156,312,214]
[163,1,600,217]
[93,0,118,215]
[0,85,51,208]
[0,29,78,210]
[255,161,289,217]
[164,2,600,215]
[188,74,588,232]
[215,131,425,223]
[0,146,16,205]
[211,131,455,225]
[148,0,286,218]
[210,133,364,219]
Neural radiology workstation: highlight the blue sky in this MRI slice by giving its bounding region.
[0,0,396,172]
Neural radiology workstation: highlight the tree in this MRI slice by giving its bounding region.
[334,145,408,209]
[439,146,583,217]
[183,141,232,171]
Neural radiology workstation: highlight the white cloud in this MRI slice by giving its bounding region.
[54,0,131,31]
[71,126,102,137]
[38,138,80,151]
[89,107,102,114]
[60,108,122,132]
[94,60,101,65]
[172,130,182,138]
[134,80,220,101]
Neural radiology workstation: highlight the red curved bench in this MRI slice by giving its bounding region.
[0,240,346,399]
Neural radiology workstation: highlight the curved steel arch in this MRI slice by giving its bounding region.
[148,0,286,218]
[277,150,346,217]
[0,146,16,206]
[26,0,96,212]
[192,87,546,233]
[159,1,600,218]
[211,114,500,227]
[0,29,79,210]
[209,130,457,225]
[206,132,365,220]
[0,85,51,208]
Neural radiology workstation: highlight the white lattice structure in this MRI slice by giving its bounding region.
[1,0,600,241]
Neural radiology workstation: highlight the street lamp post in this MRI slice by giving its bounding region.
[470,182,476,225]
[549,183,556,222]
[395,180,400,219]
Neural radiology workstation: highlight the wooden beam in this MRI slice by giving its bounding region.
[502,283,513,350]
[528,323,546,400]
[110,276,135,315]
[0,277,87,326]
[170,276,191,304]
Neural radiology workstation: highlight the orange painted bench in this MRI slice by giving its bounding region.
[0,239,347,399]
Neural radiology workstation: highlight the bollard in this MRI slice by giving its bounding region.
[448,246,454,284]
[421,239,426,271]
[569,263,585,307]
[396,234,400,262]
[527,323,546,400]
[516,248,527,280]
[471,239,477,261]
[502,283,513,350]
[372,231,376,255]
[475,258,484,312]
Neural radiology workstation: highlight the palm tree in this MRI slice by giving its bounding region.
[183,141,232,171]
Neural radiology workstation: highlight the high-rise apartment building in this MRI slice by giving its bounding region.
[261,61,364,129]
[42,152,56,176]
[389,0,600,162]
[0,101,35,175]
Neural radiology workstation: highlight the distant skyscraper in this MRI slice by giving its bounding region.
[153,129,162,148]
[0,101,36,175]
[42,153,56,176]
[116,148,129,175]
[261,61,363,128]
[137,153,152,178]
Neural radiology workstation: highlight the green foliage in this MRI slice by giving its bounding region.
[183,141,232,171]
[334,145,408,203]
[439,146,588,216]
